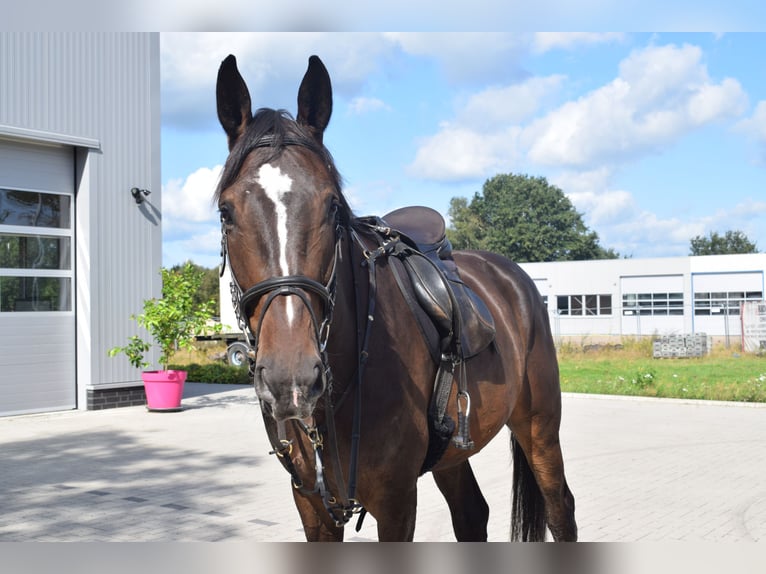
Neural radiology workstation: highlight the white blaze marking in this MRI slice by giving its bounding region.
[293,386,300,408]
[257,163,295,324]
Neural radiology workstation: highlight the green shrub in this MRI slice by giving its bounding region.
[630,366,657,389]
[169,363,250,385]
[109,263,221,370]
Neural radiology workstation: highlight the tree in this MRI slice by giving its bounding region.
[447,173,618,262]
[170,261,220,317]
[109,263,220,370]
[689,230,758,256]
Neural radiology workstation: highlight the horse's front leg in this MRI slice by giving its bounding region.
[291,489,344,541]
[372,482,418,541]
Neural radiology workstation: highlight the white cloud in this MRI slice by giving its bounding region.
[408,125,522,182]
[163,227,223,269]
[589,197,766,258]
[162,165,222,225]
[737,100,766,140]
[736,100,766,163]
[407,74,564,180]
[456,75,566,128]
[551,169,638,240]
[549,167,613,196]
[161,164,224,267]
[567,189,635,225]
[547,166,765,257]
[524,43,748,168]
[347,97,391,115]
[384,32,528,84]
[532,32,624,53]
[607,212,707,257]
[409,43,749,183]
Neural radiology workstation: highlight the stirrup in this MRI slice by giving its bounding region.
[452,391,474,449]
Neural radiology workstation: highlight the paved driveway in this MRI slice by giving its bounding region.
[1,385,764,542]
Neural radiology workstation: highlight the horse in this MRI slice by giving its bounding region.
[214,54,577,542]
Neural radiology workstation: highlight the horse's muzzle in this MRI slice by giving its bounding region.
[254,358,325,421]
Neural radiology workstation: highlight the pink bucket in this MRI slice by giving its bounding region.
[141,370,187,411]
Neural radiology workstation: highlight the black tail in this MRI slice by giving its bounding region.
[510,433,547,541]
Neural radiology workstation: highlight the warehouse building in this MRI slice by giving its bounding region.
[519,253,766,347]
[0,33,161,416]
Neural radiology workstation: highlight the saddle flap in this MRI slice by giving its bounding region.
[382,206,495,359]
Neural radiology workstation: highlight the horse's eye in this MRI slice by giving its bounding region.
[329,198,341,219]
[219,204,233,225]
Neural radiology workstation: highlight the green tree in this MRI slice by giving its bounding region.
[171,260,220,316]
[689,230,758,256]
[447,173,618,262]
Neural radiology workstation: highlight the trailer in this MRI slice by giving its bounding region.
[214,266,250,367]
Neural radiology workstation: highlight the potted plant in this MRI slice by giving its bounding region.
[109,263,220,411]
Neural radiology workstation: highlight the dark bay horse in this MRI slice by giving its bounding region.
[214,54,577,542]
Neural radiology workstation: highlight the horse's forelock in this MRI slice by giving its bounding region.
[213,108,347,216]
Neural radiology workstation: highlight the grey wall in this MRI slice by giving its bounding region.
[0,33,161,407]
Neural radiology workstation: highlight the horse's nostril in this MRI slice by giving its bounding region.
[311,365,325,395]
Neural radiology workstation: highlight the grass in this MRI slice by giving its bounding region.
[558,339,766,403]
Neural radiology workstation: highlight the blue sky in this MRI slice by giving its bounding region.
[160,33,766,267]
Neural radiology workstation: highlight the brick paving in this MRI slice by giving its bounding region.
[1,384,764,542]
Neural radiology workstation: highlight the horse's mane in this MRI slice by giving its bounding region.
[214,108,351,220]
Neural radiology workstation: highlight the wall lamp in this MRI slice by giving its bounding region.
[131,187,151,204]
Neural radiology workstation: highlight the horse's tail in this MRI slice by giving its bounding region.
[510,433,547,541]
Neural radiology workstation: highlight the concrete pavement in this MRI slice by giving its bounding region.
[1,384,764,542]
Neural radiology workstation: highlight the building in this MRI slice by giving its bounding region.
[0,33,161,416]
[519,253,766,346]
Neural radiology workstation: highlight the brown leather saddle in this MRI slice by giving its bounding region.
[381,206,495,361]
[354,206,495,466]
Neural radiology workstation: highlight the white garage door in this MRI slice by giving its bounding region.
[692,271,764,337]
[0,139,76,416]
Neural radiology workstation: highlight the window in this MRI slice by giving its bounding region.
[693,290,763,316]
[557,294,612,316]
[0,189,73,312]
[622,292,684,316]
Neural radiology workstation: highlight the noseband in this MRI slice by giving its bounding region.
[220,213,341,370]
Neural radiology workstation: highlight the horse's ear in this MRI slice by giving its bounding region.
[297,55,332,144]
[216,55,252,151]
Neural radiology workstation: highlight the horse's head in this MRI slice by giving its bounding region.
[215,55,348,422]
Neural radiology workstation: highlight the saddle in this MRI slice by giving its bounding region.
[359,206,496,471]
[381,206,496,360]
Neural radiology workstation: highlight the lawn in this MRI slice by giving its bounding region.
[557,340,766,403]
